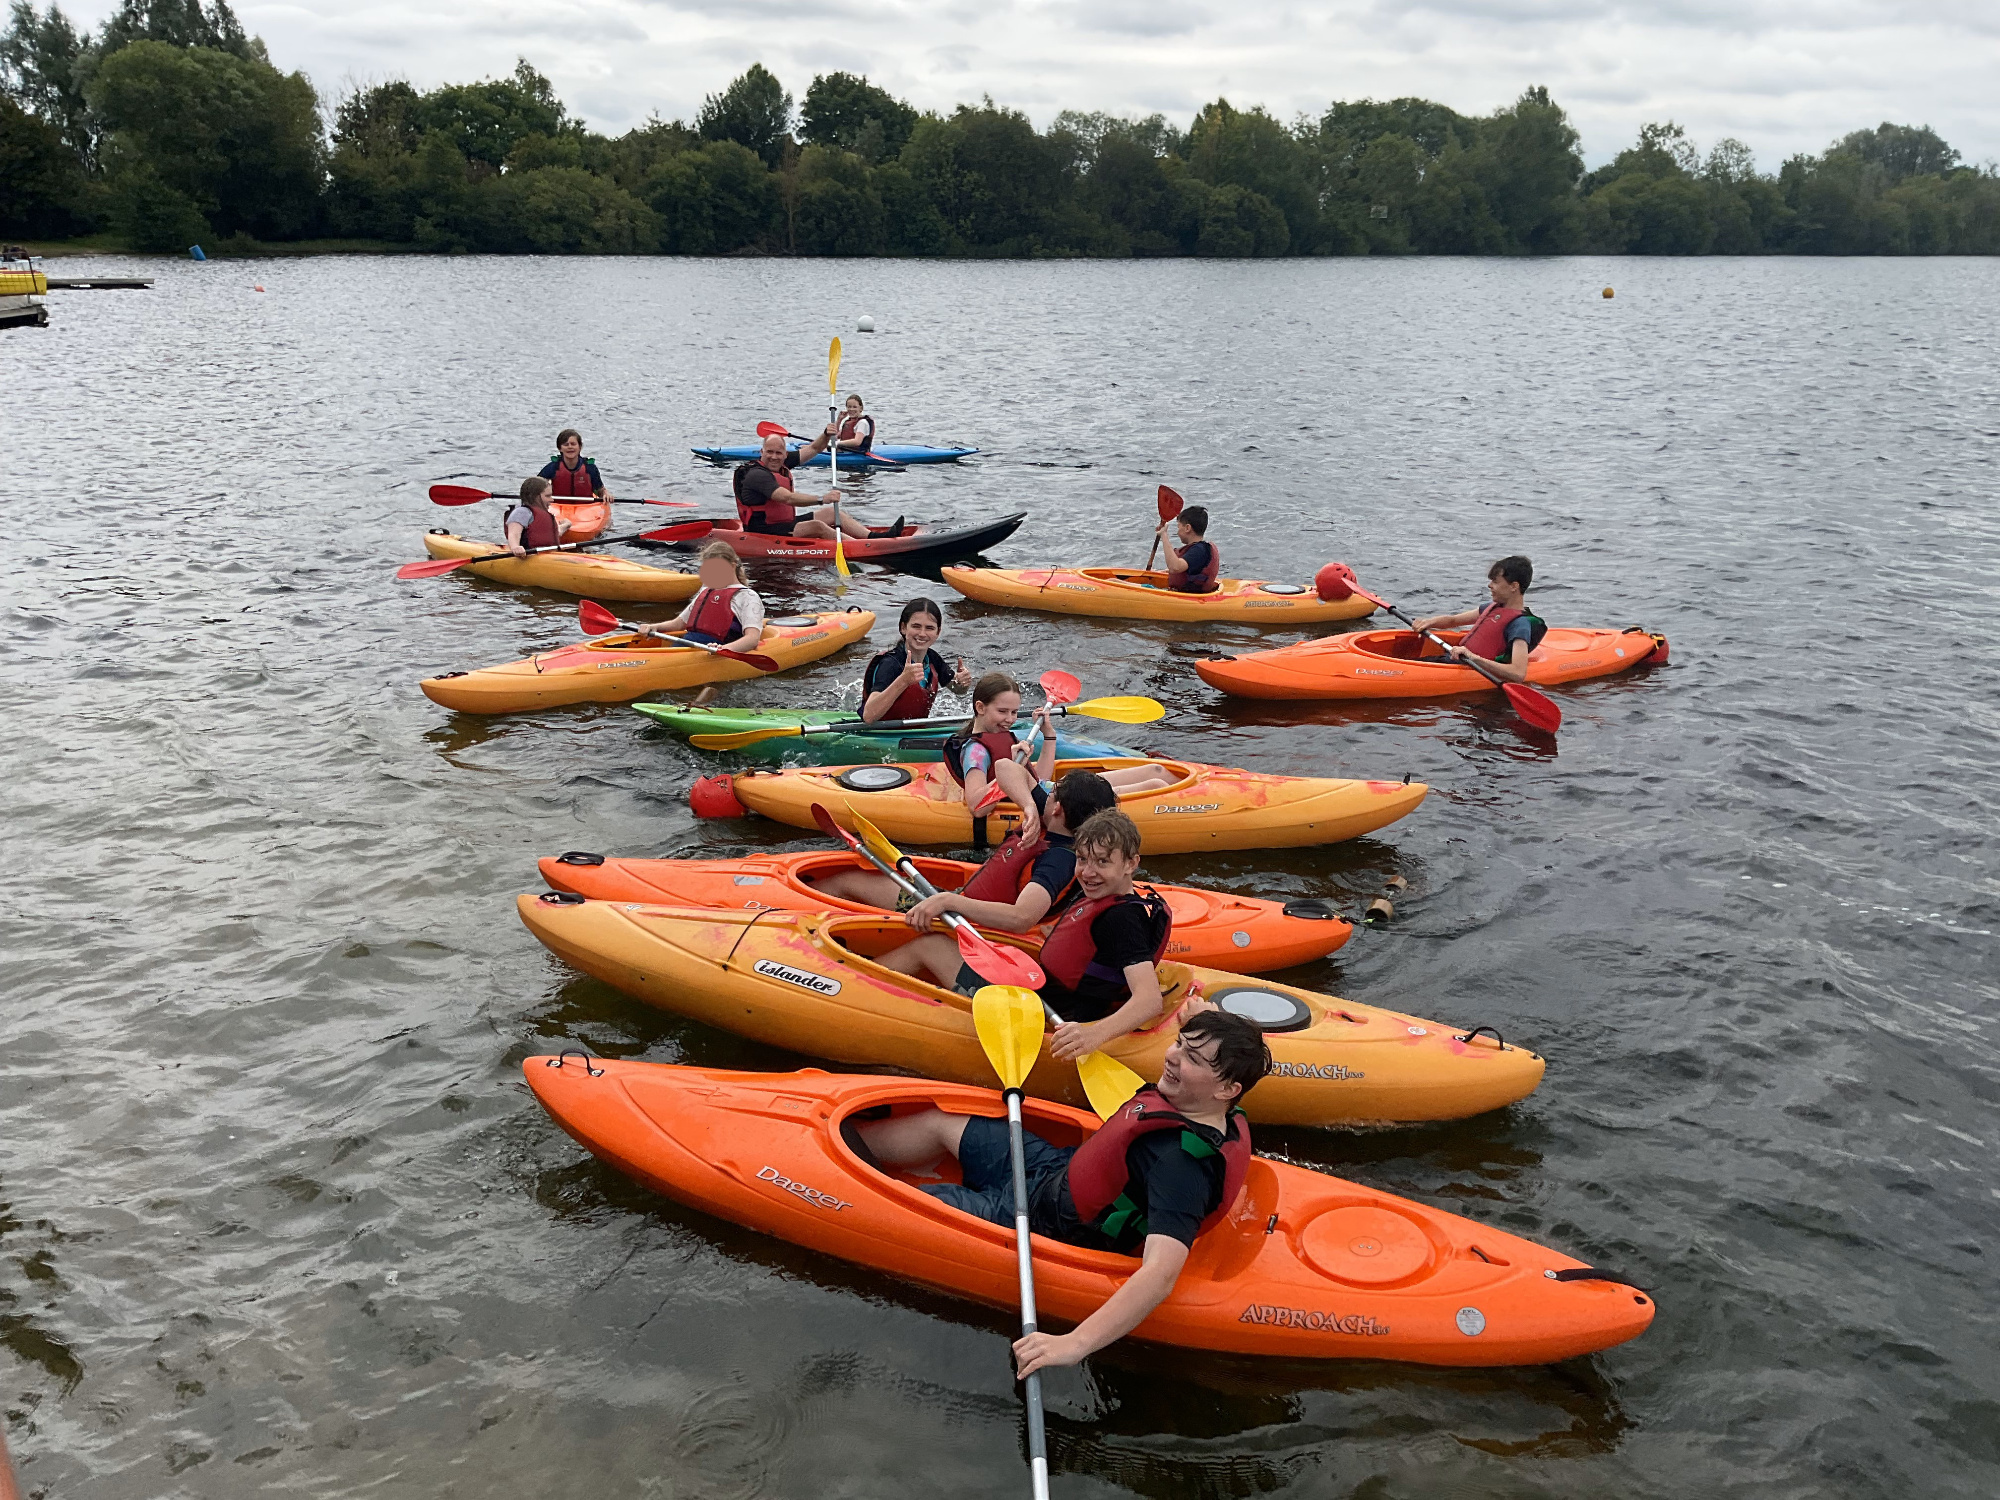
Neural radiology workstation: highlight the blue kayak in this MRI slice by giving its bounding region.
[691,443,978,469]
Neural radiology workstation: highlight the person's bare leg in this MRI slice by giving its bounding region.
[877,933,964,987]
[805,868,903,907]
[1103,763,1176,794]
[792,517,836,538]
[857,1106,970,1165]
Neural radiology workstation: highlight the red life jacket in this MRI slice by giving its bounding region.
[1170,539,1220,594]
[509,504,561,551]
[838,413,875,450]
[960,827,1075,909]
[549,456,596,498]
[941,727,1019,789]
[1038,887,1171,991]
[1457,603,1546,661]
[866,647,939,721]
[734,460,797,529]
[684,585,743,642]
[1066,1085,1252,1243]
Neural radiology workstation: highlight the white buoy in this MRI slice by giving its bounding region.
[857,315,876,333]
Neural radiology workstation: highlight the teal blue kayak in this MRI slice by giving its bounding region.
[632,704,1132,766]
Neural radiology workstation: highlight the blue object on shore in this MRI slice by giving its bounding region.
[691,442,977,469]
[189,245,206,261]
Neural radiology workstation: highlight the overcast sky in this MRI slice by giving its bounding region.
[67,0,2000,169]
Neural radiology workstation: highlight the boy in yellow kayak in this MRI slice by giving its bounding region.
[856,1005,1271,1374]
[1155,505,1219,593]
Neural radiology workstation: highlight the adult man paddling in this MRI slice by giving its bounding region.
[734,429,876,540]
[856,1007,1272,1375]
[1411,554,1547,684]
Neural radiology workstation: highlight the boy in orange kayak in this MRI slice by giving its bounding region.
[540,428,612,501]
[856,1006,1272,1375]
[1410,555,1547,684]
[1155,505,1219,594]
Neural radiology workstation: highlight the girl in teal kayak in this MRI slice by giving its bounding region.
[859,598,972,723]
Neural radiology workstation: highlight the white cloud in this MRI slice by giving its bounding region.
[60,0,2000,168]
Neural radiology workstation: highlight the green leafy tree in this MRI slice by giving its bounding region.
[697,62,790,168]
[1184,99,1318,250]
[1836,122,1957,182]
[419,59,564,171]
[1,0,95,165]
[0,91,84,231]
[94,0,256,60]
[801,72,914,163]
[644,138,781,253]
[1470,86,1583,252]
[106,157,206,247]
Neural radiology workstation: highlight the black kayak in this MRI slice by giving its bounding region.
[664,513,1026,564]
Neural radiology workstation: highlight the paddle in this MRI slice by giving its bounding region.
[826,340,851,580]
[1346,585,1563,733]
[971,984,1055,1500]
[395,521,712,579]
[428,483,694,509]
[688,689,1164,751]
[1145,485,1185,572]
[577,600,782,672]
[809,805,1046,988]
[756,419,906,469]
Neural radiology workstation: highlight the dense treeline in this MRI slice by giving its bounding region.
[5,0,1997,255]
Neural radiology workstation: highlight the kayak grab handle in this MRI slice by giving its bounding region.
[546,1050,604,1077]
[1453,1025,1507,1050]
[557,851,606,866]
[1547,1267,1650,1295]
[538,891,587,906]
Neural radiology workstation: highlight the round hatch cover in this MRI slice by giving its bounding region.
[1208,986,1314,1033]
[835,765,913,792]
[1300,1206,1436,1286]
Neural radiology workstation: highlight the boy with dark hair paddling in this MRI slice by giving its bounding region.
[1411,554,1547,685]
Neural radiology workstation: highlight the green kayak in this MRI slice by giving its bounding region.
[632,704,1135,766]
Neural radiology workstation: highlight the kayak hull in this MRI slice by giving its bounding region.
[420,610,875,714]
[675,515,1025,564]
[692,443,977,468]
[724,758,1429,854]
[944,566,1376,625]
[516,898,1531,1124]
[538,848,1352,974]
[525,1059,1652,1364]
[1198,627,1670,701]
[553,498,610,542]
[630,703,1131,765]
[420,530,701,602]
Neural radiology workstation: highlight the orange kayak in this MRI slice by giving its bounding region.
[526,1058,1655,1365]
[553,498,610,542]
[1198,626,1669,701]
[539,847,1352,974]
[724,758,1428,854]
[517,895,1543,1125]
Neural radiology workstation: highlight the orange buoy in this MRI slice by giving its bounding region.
[1601,287,1614,298]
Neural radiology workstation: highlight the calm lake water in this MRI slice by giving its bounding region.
[3,253,1997,1498]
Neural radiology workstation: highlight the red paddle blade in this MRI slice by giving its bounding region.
[578,600,621,635]
[810,802,858,846]
[1039,670,1081,707]
[719,650,782,672]
[1157,485,1185,521]
[755,421,791,439]
[641,521,712,543]
[429,484,493,505]
[955,927,1047,989]
[396,556,474,579]
[641,498,696,507]
[1504,682,1564,733]
[1346,581,1388,610]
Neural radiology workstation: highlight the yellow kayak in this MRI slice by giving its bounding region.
[420,529,701,602]
[724,757,1428,853]
[420,609,876,714]
[942,566,1376,624]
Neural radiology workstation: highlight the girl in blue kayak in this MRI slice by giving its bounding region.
[859,598,971,724]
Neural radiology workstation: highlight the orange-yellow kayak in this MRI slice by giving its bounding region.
[539,847,1352,974]
[526,1058,1654,1364]
[420,530,701,602]
[1198,626,1669,700]
[420,609,875,714]
[518,896,1540,1125]
[723,758,1428,854]
[942,566,1376,624]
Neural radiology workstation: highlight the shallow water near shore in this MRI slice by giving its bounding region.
[3,253,1997,1498]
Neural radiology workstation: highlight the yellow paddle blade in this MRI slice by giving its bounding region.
[828,336,843,394]
[973,985,1046,1091]
[1068,695,1166,725]
[834,529,850,577]
[688,726,805,750]
[843,799,905,871]
[1077,1051,1146,1121]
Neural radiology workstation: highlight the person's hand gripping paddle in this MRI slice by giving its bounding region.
[577,600,780,671]
[812,804,1046,988]
[1145,485,1185,572]
[1344,584,1563,733]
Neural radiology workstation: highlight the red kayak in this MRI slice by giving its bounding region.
[667,513,1026,563]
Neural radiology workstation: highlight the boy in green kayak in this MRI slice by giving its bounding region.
[1410,554,1546,683]
[856,1006,1272,1375]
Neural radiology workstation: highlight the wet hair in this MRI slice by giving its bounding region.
[555,428,582,449]
[1180,506,1209,536]
[1072,808,1141,862]
[898,597,943,636]
[1178,1008,1273,1101]
[966,671,1019,732]
[698,539,749,583]
[1488,555,1533,591]
[520,476,552,504]
[1051,770,1117,830]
